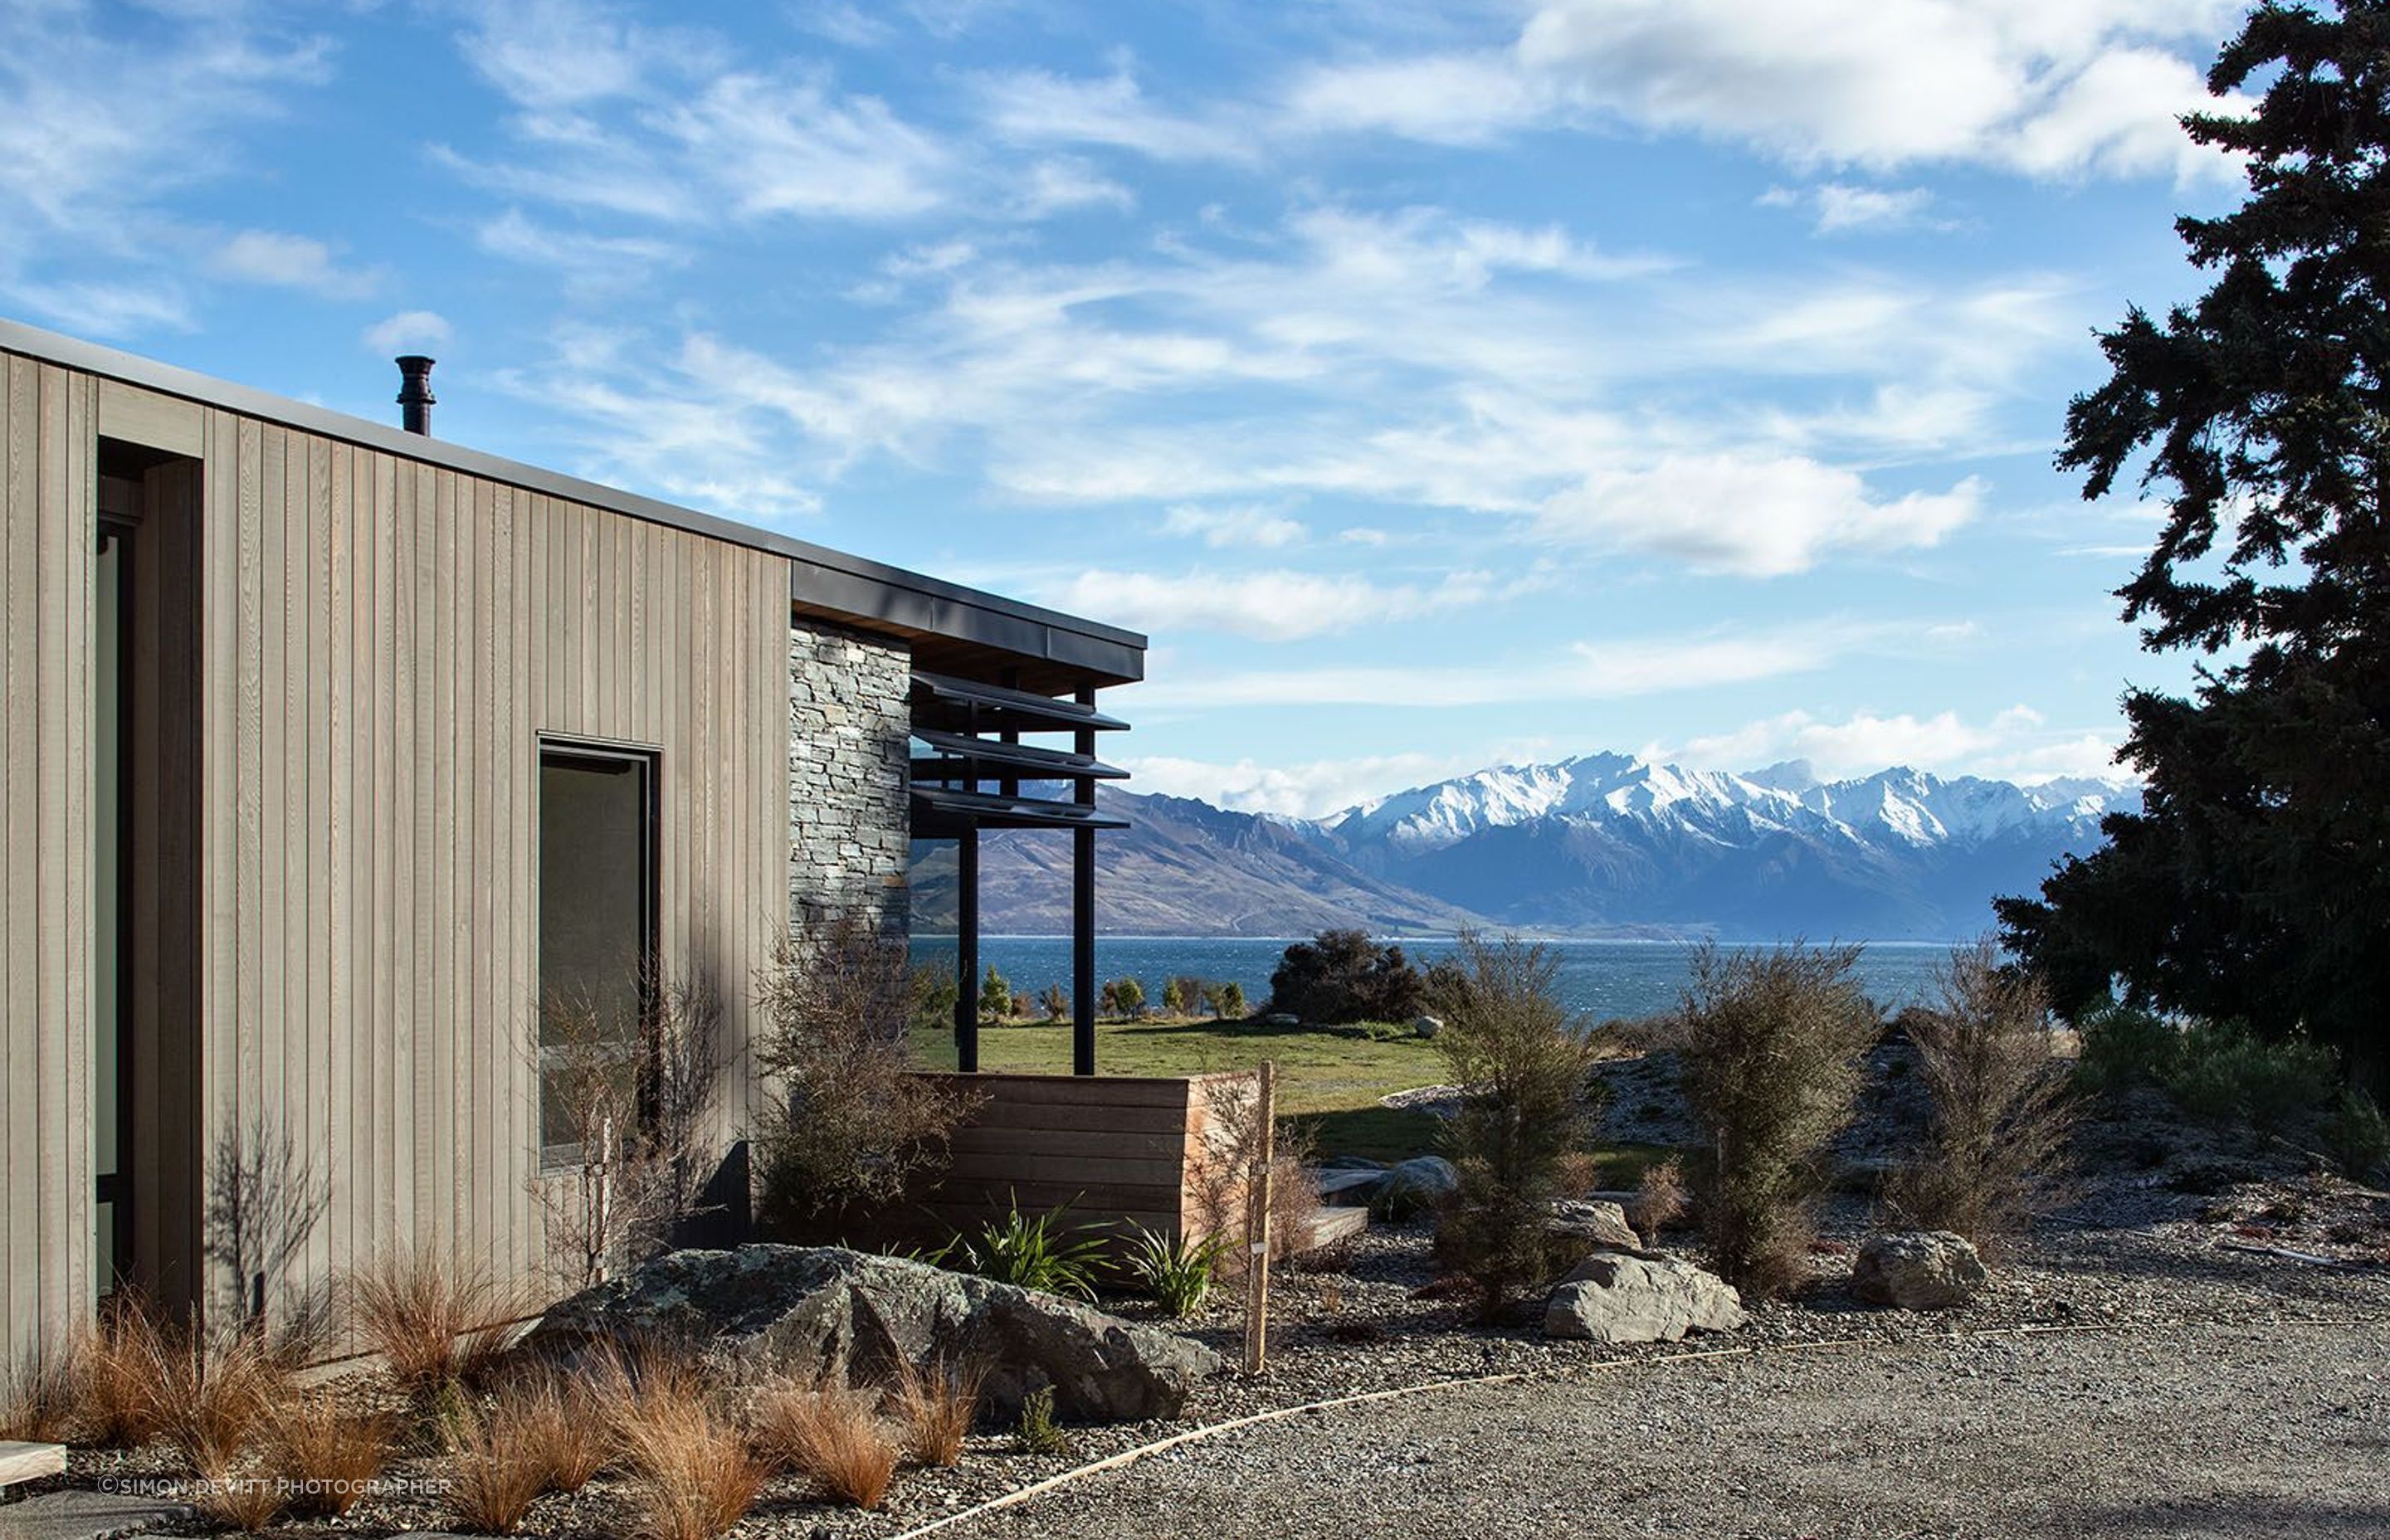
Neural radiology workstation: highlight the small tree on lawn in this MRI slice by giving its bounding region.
[978,965,1013,1026]
[1161,977,1188,1016]
[1267,929,1425,1024]
[1101,977,1146,1019]
[1211,981,1248,1021]
[1427,932,1601,1321]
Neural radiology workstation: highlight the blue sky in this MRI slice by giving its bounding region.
[1,0,2255,816]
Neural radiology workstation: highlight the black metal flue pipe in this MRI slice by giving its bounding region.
[395,355,437,436]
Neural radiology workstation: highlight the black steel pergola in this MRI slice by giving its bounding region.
[908,671,1129,1075]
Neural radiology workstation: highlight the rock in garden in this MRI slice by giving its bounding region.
[1545,1198,1644,1252]
[1851,1230,1989,1310]
[1412,1015,1443,1039]
[1372,1155,1459,1216]
[524,1245,1220,1422]
[1543,1252,1746,1343]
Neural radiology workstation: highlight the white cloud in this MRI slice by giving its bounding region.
[1044,566,1529,641]
[1139,619,1886,709]
[1656,703,2127,782]
[976,66,1256,163]
[1761,182,1944,234]
[363,310,455,355]
[658,71,953,220]
[1535,455,1983,577]
[208,230,378,297]
[1284,0,2247,185]
[1161,504,1308,548]
[1124,750,1488,819]
[1012,157,1137,218]
[7,280,192,339]
[476,208,688,291]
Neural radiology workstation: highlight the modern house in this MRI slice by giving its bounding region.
[0,318,1144,1346]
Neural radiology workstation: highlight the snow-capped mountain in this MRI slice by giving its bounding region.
[968,754,2138,941]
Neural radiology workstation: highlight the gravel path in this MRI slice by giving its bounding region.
[934,1317,2390,1539]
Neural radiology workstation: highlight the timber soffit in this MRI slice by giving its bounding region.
[0,317,1146,685]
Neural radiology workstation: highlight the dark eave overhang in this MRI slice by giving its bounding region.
[0,316,1145,690]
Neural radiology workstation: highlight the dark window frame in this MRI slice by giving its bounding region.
[535,738,661,1171]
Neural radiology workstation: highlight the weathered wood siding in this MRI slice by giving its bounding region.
[0,355,798,1338]
[0,357,98,1348]
[188,406,794,1313]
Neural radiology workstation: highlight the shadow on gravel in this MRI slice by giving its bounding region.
[2066,1493,2390,1538]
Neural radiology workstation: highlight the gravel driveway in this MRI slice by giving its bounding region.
[939,1317,2390,1539]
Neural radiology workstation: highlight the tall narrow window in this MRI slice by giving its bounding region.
[537,745,656,1164]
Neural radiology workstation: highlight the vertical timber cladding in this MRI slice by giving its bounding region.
[0,356,98,1347]
[786,625,912,941]
[182,388,793,1322]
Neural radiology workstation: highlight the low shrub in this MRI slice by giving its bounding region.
[1012,1385,1069,1457]
[1881,941,2075,1253]
[1675,940,1878,1299]
[1183,1079,1321,1277]
[2323,1089,2390,1182]
[749,1381,895,1510]
[1425,932,1601,1320]
[349,1247,517,1397]
[2165,1021,2339,1133]
[269,1391,393,1518]
[2072,1003,2181,1094]
[1627,1156,1688,1242]
[960,1200,1106,1299]
[1099,977,1146,1017]
[1268,930,1423,1025]
[890,1357,983,1468]
[1120,1226,1225,1318]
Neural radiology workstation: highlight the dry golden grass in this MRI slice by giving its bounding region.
[80,1301,178,1448]
[749,1379,898,1510]
[268,1390,393,1518]
[890,1357,983,1469]
[350,1248,519,1395]
[0,1332,85,1442]
[152,1329,291,1476]
[194,1460,286,1534]
[508,1368,607,1493]
[617,1396,768,1540]
[446,1390,553,1537]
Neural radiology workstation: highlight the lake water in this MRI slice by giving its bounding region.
[949,936,1955,1021]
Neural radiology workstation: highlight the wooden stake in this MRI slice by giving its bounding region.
[1242,1060,1275,1377]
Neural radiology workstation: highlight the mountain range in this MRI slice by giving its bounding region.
[949,753,2139,942]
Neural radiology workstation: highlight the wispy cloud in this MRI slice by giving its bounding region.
[1043,565,1548,641]
[1652,704,2127,784]
[208,229,380,297]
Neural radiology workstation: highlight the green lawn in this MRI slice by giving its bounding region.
[909,1016,1674,1171]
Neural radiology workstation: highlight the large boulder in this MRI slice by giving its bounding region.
[1545,1198,1643,1252]
[523,1245,1219,1422]
[1371,1156,1459,1218]
[1544,1252,1745,1343]
[1851,1231,1988,1310]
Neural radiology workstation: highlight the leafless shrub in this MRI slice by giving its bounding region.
[890,1356,984,1467]
[1627,1156,1689,1243]
[0,1331,85,1441]
[1675,940,1878,1299]
[268,1391,393,1518]
[532,971,729,1293]
[752,914,984,1236]
[750,1379,897,1510]
[1186,1074,1319,1278]
[1882,940,2075,1253]
[1426,932,1602,1320]
[349,1248,519,1397]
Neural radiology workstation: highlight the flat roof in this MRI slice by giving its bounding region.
[0,316,1144,688]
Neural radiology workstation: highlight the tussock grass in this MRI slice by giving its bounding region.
[0,1332,85,1442]
[80,1301,178,1449]
[890,1357,983,1468]
[750,1378,897,1510]
[351,1249,519,1396]
[446,1388,553,1536]
[153,1330,290,1476]
[510,1368,606,1492]
[193,1462,285,1534]
[269,1391,393,1518]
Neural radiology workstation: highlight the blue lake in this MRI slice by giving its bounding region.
[949,936,1955,1021]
